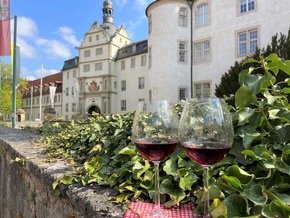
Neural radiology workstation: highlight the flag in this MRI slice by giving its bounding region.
[0,0,10,56]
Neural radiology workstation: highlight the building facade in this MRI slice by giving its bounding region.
[20,0,290,121]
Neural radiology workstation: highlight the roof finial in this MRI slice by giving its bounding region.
[102,0,114,24]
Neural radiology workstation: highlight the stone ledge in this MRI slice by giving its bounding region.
[0,126,124,218]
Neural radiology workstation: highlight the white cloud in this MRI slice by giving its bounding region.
[115,0,128,7]
[56,26,81,47]
[17,37,37,58]
[35,38,71,59]
[133,0,152,11]
[15,17,38,38]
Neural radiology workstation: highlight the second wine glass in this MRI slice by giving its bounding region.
[132,100,179,217]
[178,97,234,217]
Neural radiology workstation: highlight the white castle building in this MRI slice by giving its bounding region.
[20,0,290,121]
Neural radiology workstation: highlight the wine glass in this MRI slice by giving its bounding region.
[178,97,234,217]
[132,100,179,217]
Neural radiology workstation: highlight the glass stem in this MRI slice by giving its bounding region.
[154,161,161,209]
[203,166,210,218]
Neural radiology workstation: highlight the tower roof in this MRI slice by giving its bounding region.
[101,0,117,38]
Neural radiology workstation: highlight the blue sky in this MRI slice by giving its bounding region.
[6,0,152,80]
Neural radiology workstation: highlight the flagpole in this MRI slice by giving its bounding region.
[39,64,43,122]
[11,15,17,128]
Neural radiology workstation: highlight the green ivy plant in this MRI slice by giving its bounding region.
[31,53,290,217]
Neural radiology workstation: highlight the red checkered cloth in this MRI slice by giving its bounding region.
[124,202,194,218]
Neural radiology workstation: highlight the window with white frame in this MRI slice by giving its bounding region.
[72,86,74,95]
[141,55,146,66]
[96,48,103,56]
[237,28,258,56]
[121,100,126,111]
[197,3,209,27]
[194,40,210,63]
[121,60,125,70]
[194,82,211,98]
[240,0,255,14]
[179,88,188,101]
[179,41,187,63]
[121,80,126,91]
[138,77,145,89]
[84,50,90,58]
[178,7,187,27]
[131,57,135,68]
[83,64,90,72]
[95,63,102,71]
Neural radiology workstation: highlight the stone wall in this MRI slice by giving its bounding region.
[0,126,124,218]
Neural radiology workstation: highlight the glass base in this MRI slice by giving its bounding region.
[148,208,167,217]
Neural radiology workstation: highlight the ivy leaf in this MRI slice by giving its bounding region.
[244,184,267,205]
[222,175,242,189]
[237,107,254,125]
[227,165,254,185]
[235,84,257,108]
[163,159,178,177]
[224,195,248,217]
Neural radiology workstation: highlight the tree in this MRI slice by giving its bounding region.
[0,61,25,114]
[215,28,290,99]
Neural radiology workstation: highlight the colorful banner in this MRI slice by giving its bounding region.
[0,0,11,56]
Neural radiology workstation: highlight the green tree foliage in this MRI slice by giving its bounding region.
[215,28,290,99]
[0,61,25,114]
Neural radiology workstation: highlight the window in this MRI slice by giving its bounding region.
[121,60,125,70]
[149,14,152,34]
[194,82,211,98]
[73,70,76,78]
[121,100,126,111]
[96,35,99,41]
[179,41,187,63]
[237,28,258,56]
[178,8,187,27]
[96,48,103,56]
[89,36,92,42]
[72,86,74,95]
[194,40,210,63]
[83,64,90,72]
[149,47,152,68]
[95,63,102,71]
[131,58,135,68]
[104,79,108,90]
[121,80,126,91]
[197,3,209,27]
[65,104,69,112]
[72,103,76,112]
[141,55,146,66]
[138,77,145,89]
[66,71,69,79]
[179,88,188,101]
[84,50,90,58]
[66,87,69,96]
[240,0,255,14]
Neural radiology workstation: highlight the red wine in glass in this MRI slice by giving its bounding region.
[135,139,178,162]
[182,142,230,167]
